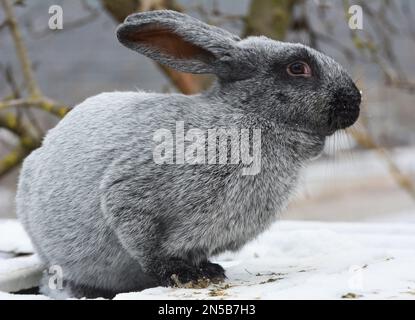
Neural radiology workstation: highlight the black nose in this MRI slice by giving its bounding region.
[328,85,361,132]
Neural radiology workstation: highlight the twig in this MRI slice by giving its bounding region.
[2,64,45,137]
[0,143,36,175]
[0,97,70,117]
[0,112,33,139]
[0,0,71,177]
[0,112,41,176]
[1,0,41,97]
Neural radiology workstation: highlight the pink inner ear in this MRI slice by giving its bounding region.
[124,25,215,61]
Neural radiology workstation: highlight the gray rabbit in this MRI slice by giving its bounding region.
[16,10,360,298]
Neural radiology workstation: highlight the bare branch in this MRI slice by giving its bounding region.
[0,97,70,117]
[0,112,41,176]
[0,144,30,175]
[1,0,41,97]
[3,64,21,98]
[0,112,32,138]
[0,0,72,176]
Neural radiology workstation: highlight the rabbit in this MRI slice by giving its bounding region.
[16,10,361,299]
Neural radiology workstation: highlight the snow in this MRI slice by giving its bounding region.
[0,254,44,294]
[0,220,34,254]
[115,221,415,300]
[1,219,415,300]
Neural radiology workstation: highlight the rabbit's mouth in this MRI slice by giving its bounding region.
[327,105,360,134]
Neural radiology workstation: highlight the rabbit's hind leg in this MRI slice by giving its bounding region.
[65,281,118,299]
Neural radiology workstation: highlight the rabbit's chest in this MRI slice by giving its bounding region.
[213,165,298,252]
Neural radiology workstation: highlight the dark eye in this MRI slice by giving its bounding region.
[287,61,312,77]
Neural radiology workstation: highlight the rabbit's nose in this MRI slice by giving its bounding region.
[328,85,361,131]
[337,85,361,110]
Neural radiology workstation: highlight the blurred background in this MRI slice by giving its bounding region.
[0,0,414,222]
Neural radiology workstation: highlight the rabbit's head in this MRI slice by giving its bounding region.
[117,10,360,136]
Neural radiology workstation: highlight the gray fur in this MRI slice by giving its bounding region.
[16,10,360,298]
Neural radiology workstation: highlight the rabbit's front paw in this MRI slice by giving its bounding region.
[199,261,226,283]
[156,258,204,287]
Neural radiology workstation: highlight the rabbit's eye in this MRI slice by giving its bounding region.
[287,61,312,77]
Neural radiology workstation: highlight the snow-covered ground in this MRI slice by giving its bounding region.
[1,219,415,300]
[120,220,415,300]
[1,147,414,300]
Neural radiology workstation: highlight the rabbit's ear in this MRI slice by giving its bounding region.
[117,10,241,76]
